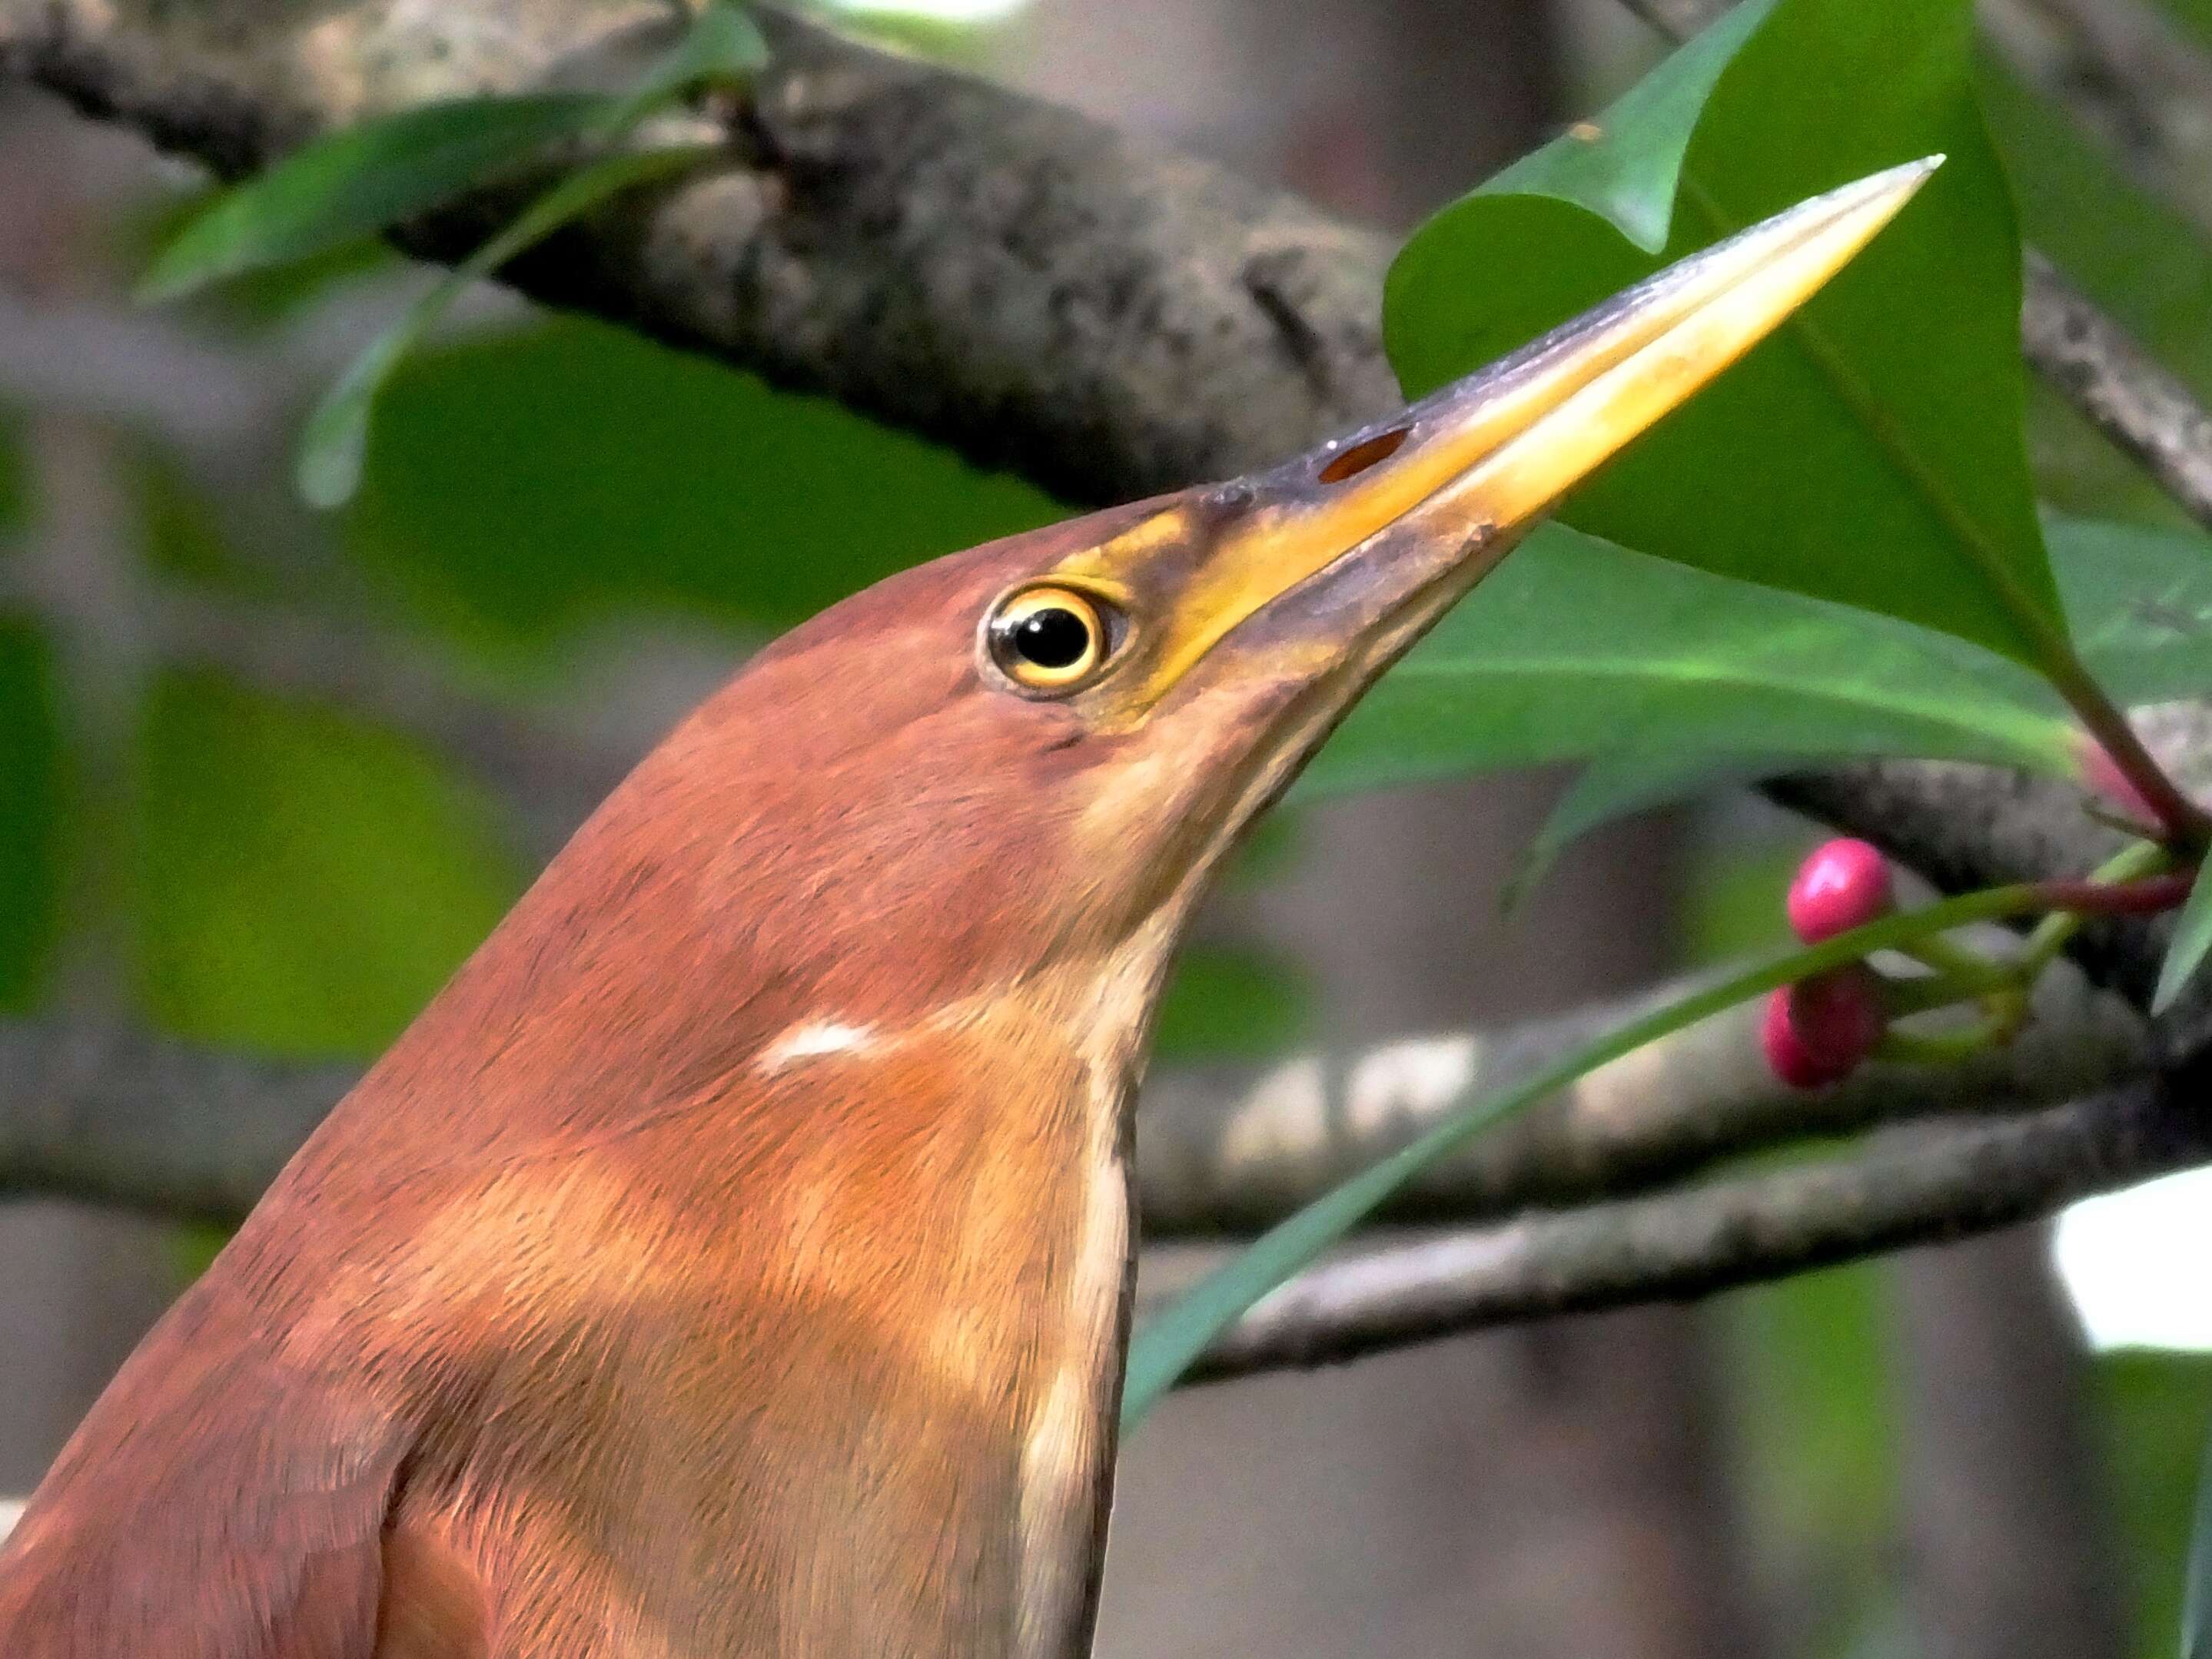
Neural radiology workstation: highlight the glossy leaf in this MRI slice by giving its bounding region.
[140,95,606,304]
[299,145,710,508]
[1349,516,2212,893]
[141,2,764,305]
[1385,0,2064,669]
[1483,0,1778,254]
[1294,523,2076,805]
[1975,51,2212,526]
[1978,50,2212,398]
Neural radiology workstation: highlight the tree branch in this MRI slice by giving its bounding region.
[6,0,2211,911]
[1983,0,2212,244]
[1,0,1400,508]
[6,0,2207,914]
[1171,1077,2205,1385]
[0,955,2154,1233]
[1138,958,2147,1233]
[2019,254,2212,531]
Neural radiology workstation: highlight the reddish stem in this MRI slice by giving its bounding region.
[2028,871,2197,916]
[2051,655,2212,852]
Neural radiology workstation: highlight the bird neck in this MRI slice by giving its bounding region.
[249,878,1175,1659]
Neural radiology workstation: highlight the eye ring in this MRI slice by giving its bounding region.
[985,586,1113,693]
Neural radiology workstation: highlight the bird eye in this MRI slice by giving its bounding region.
[986,586,1111,692]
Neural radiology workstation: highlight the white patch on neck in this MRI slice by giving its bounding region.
[754,1019,880,1076]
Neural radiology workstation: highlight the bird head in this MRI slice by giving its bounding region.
[503,160,1938,1110]
[639,164,1936,1033]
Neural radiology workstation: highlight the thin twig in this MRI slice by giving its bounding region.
[2020,254,2212,532]
[1174,1079,2201,1385]
[1983,0,2212,243]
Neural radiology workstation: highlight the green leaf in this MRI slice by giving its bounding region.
[1975,51,2212,527]
[299,144,710,509]
[141,2,765,306]
[1320,516,2212,895]
[1294,524,2077,804]
[1384,0,2065,669]
[139,95,606,304]
[1978,48,2212,399]
[344,316,1057,651]
[2049,515,2212,706]
[1507,748,1787,911]
[133,670,521,1056]
[1120,883,2071,1425]
[1483,0,1779,254]
[2154,864,2212,1013]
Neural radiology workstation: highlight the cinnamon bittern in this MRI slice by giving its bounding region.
[0,161,1932,1658]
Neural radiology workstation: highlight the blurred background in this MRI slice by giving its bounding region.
[2,2,2210,1656]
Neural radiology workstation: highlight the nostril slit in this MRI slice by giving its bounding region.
[1317,426,1410,484]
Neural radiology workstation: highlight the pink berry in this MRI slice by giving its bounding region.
[1761,989,1839,1090]
[1762,967,1888,1090]
[1787,838,1894,943]
[1792,967,1888,1068]
[2077,735,2158,825]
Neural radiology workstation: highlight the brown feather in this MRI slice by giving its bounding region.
[0,509,1179,1659]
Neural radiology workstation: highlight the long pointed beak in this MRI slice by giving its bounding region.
[1134,158,1941,695]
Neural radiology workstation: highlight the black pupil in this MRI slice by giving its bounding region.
[1010,606,1091,669]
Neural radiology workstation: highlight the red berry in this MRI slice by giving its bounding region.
[1762,967,1888,1090]
[1787,838,1893,943]
[1761,989,1839,1089]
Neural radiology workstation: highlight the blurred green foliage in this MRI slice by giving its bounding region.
[2105,1354,2212,1656]
[130,446,274,594]
[347,318,1059,657]
[0,622,61,1013]
[1727,1267,1900,1653]
[1151,944,1313,1062]
[132,669,521,1057]
[0,413,25,539]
